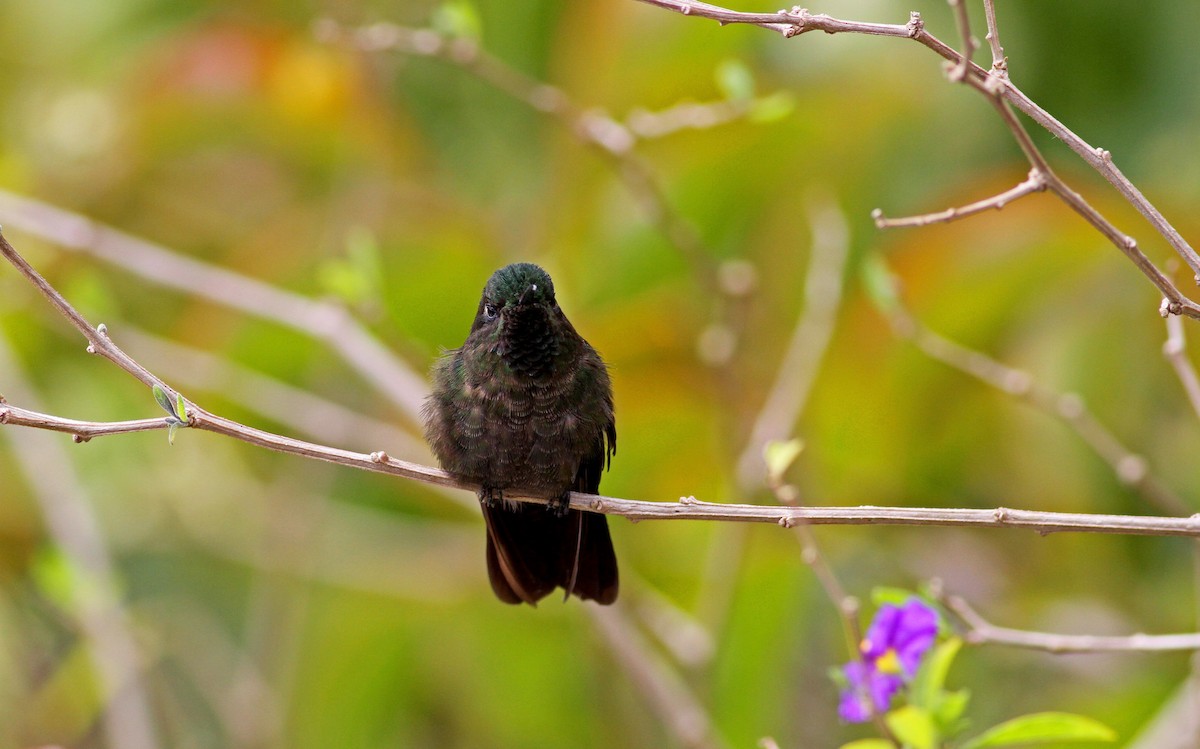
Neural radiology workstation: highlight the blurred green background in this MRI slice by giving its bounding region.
[1,0,1199,747]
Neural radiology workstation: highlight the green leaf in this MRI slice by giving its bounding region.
[168,421,179,446]
[318,226,384,306]
[433,0,482,40]
[716,58,755,101]
[910,637,961,710]
[870,587,918,608]
[152,383,177,419]
[175,393,188,422]
[839,741,894,749]
[935,689,971,733]
[960,712,1117,748]
[860,254,901,314]
[749,91,795,123]
[887,705,938,749]
[764,438,804,483]
[31,545,77,613]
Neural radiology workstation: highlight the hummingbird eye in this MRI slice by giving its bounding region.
[483,303,499,320]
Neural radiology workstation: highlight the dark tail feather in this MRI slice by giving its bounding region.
[562,510,618,604]
[482,503,618,606]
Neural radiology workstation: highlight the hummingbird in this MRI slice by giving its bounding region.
[423,263,619,605]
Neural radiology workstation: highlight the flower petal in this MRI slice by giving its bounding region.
[837,661,903,723]
[861,603,901,660]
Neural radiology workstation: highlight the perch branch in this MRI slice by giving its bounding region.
[8,232,1200,544]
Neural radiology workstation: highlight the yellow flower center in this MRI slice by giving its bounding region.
[876,648,902,675]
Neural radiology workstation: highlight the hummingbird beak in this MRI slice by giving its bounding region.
[518,283,538,306]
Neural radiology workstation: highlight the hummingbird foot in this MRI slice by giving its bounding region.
[479,485,504,509]
[547,490,571,518]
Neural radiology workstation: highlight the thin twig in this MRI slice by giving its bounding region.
[1164,315,1200,422]
[958,75,1200,319]
[981,0,1007,76]
[872,169,1045,229]
[0,403,167,441]
[632,0,1200,301]
[942,594,1200,653]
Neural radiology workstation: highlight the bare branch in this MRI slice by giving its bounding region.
[872,169,1046,229]
[982,0,1007,76]
[12,384,1200,538]
[942,594,1200,653]
[0,404,167,441]
[633,0,1200,301]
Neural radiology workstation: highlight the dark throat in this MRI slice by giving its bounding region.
[501,306,561,379]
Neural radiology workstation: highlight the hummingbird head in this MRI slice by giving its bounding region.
[469,263,571,378]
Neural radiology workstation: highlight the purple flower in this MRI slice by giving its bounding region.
[837,598,940,723]
[838,661,903,723]
[861,598,939,678]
